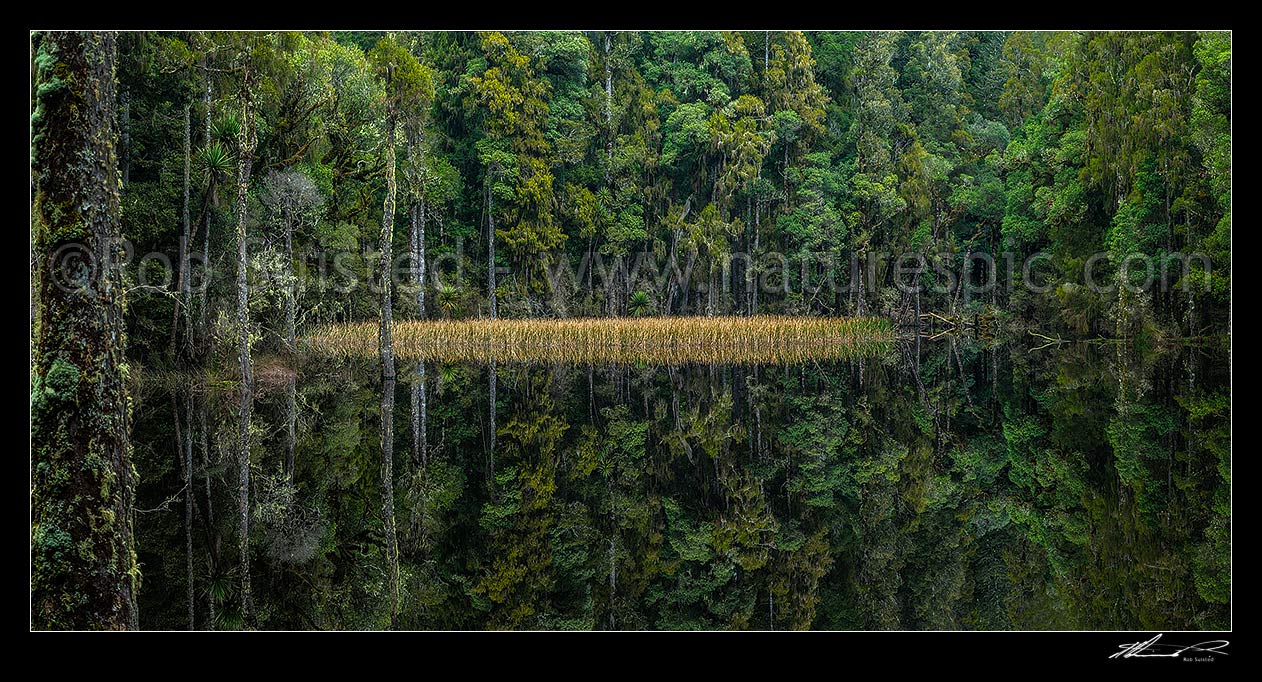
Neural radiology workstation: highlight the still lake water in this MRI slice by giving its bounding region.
[132,335,1230,630]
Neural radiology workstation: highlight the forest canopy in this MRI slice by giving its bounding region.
[100,30,1228,363]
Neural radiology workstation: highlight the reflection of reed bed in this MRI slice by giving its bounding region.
[134,355,297,395]
[304,316,895,365]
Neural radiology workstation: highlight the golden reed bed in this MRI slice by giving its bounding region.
[304,316,895,365]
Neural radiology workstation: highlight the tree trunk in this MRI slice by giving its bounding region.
[232,50,257,629]
[183,393,195,630]
[412,362,428,468]
[604,32,613,175]
[120,87,130,187]
[752,186,760,315]
[31,30,138,631]
[585,236,594,299]
[915,262,921,333]
[198,403,216,630]
[415,200,426,317]
[608,531,617,629]
[380,111,398,380]
[487,177,498,319]
[707,262,715,317]
[199,52,214,338]
[856,249,867,316]
[283,192,297,482]
[171,103,192,358]
[285,212,296,353]
[379,101,401,627]
[381,375,400,628]
[488,361,497,481]
[202,54,212,146]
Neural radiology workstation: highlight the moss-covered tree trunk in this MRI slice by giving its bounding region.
[198,52,213,336]
[285,203,297,484]
[232,49,257,629]
[408,128,426,320]
[171,103,192,358]
[380,110,397,380]
[31,30,138,630]
[379,102,400,627]
[380,375,399,628]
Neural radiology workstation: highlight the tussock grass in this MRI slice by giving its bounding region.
[305,316,894,365]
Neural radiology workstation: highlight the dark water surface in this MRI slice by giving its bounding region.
[132,336,1230,630]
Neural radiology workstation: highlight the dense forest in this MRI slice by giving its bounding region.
[95,30,1227,361]
[31,30,1230,631]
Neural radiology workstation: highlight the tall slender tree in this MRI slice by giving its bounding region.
[231,38,259,629]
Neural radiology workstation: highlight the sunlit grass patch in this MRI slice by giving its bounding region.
[304,316,894,365]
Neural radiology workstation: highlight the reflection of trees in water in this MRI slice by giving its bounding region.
[130,338,1230,630]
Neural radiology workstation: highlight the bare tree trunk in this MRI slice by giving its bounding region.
[585,235,594,300]
[410,371,420,467]
[915,260,921,333]
[604,32,613,174]
[184,393,195,630]
[488,361,498,459]
[608,531,617,629]
[856,250,867,316]
[745,195,751,316]
[198,403,216,630]
[284,184,297,484]
[182,104,192,349]
[416,201,426,317]
[200,187,215,320]
[665,227,683,316]
[285,215,296,353]
[381,375,400,628]
[284,375,296,485]
[411,362,428,468]
[707,260,716,317]
[487,179,497,319]
[31,30,138,631]
[421,364,428,467]
[752,184,760,315]
[488,361,497,481]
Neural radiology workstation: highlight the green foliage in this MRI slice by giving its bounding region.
[106,29,1229,331]
[198,142,234,178]
[1107,396,1176,519]
[627,290,652,317]
[75,30,1233,631]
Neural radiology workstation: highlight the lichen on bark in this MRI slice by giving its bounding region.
[31,30,139,630]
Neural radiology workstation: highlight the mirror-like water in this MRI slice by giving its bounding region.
[131,336,1229,630]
